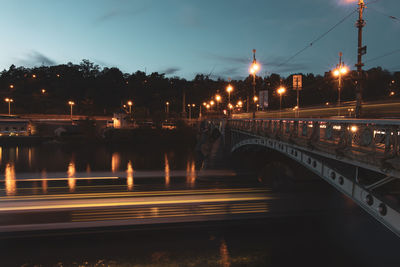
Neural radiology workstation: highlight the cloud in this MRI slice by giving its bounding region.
[94,4,149,24]
[203,52,250,64]
[17,51,56,67]
[160,67,181,75]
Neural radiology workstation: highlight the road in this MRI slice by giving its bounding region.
[233,99,400,119]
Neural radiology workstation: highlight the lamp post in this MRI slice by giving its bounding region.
[332,52,349,116]
[215,94,221,112]
[249,49,260,112]
[355,0,366,118]
[187,104,195,120]
[4,98,13,115]
[127,100,133,114]
[277,87,286,117]
[226,85,233,104]
[165,102,170,118]
[68,101,75,120]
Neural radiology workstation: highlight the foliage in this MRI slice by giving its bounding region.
[0,60,398,117]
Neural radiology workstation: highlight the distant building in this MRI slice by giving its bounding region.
[111,110,132,128]
[0,119,32,136]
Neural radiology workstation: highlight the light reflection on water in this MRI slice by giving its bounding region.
[28,147,32,168]
[164,153,170,187]
[111,152,121,173]
[0,145,198,193]
[5,162,16,196]
[41,169,48,193]
[127,160,134,191]
[186,158,196,188]
[67,161,76,192]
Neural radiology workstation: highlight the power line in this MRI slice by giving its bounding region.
[275,9,357,70]
[365,49,400,64]
[369,6,400,22]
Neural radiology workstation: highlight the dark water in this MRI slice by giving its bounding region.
[0,142,399,267]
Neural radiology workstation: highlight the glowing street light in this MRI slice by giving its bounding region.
[41,89,46,94]
[127,100,133,114]
[248,49,260,112]
[333,52,349,116]
[237,100,243,108]
[4,98,14,115]
[9,84,14,89]
[165,101,170,117]
[226,85,233,103]
[277,86,286,116]
[68,101,75,120]
[253,96,258,103]
[187,104,196,120]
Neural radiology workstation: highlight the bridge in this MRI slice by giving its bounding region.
[225,117,400,237]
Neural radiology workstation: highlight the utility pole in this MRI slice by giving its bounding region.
[182,89,187,118]
[355,0,366,118]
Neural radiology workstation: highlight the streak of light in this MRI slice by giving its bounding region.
[127,161,134,191]
[71,203,269,222]
[0,146,2,165]
[16,147,19,161]
[0,176,120,182]
[164,153,170,187]
[5,163,16,196]
[67,161,76,192]
[111,152,120,173]
[0,188,269,201]
[0,196,271,212]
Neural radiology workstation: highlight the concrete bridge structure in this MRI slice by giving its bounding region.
[220,117,400,237]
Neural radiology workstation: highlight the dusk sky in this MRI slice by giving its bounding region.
[0,0,399,79]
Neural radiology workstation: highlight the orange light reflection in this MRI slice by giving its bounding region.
[67,161,76,192]
[127,161,134,191]
[164,153,170,187]
[5,163,16,196]
[41,169,48,193]
[111,152,121,173]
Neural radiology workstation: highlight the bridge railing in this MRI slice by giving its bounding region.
[228,118,400,175]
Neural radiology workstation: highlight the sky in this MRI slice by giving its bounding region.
[0,0,399,80]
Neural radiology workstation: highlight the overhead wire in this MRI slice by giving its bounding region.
[369,6,400,22]
[364,49,400,64]
[275,9,357,70]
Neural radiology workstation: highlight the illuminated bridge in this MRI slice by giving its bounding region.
[225,117,400,237]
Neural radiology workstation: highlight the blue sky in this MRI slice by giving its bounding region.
[0,0,399,79]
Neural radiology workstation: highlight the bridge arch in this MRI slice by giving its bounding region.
[228,121,400,237]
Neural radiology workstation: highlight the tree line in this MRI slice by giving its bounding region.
[0,59,398,118]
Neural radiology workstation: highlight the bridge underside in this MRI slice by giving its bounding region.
[230,129,400,237]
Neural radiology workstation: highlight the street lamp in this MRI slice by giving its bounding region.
[4,98,13,116]
[333,52,349,116]
[127,100,133,114]
[210,100,215,110]
[187,104,195,120]
[249,49,260,112]
[68,101,75,120]
[226,85,233,104]
[277,87,286,116]
[165,102,170,118]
